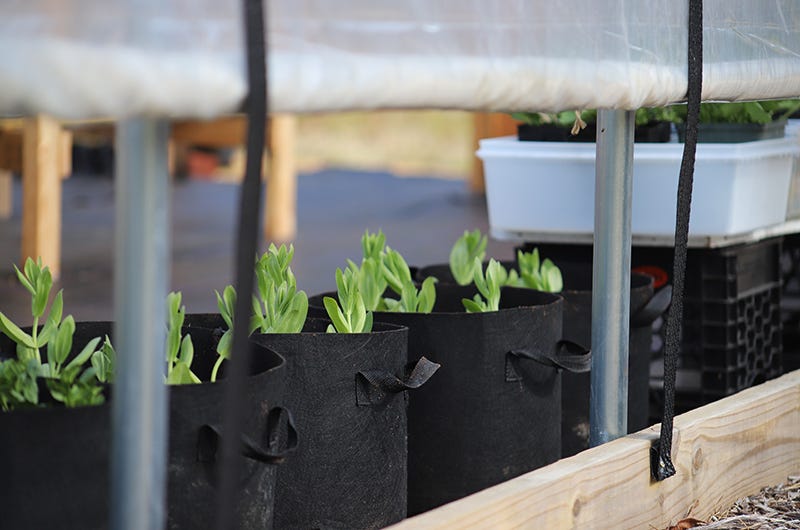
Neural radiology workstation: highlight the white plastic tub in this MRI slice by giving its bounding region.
[478,135,799,238]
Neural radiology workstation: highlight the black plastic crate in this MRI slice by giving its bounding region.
[780,233,800,374]
[521,237,784,411]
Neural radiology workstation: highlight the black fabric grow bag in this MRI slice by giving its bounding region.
[416,262,670,457]
[185,314,436,530]
[309,285,589,515]
[0,321,289,530]
[555,266,670,457]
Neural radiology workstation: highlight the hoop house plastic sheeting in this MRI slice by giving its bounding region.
[1,0,800,119]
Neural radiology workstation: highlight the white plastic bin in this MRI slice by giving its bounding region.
[478,135,799,238]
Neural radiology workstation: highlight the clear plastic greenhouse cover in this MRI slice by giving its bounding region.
[1,0,799,119]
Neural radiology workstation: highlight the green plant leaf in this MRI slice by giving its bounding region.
[13,264,35,295]
[177,334,194,367]
[31,265,53,319]
[38,290,64,346]
[214,329,231,360]
[323,296,349,333]
[0,313,35,349]
[449,229,487,286]
[462,298,485,313]
[417,277,437,313]
[63,335,101,375]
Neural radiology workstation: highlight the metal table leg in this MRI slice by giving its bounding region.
[110,118,170,529]
[590,109,635,447]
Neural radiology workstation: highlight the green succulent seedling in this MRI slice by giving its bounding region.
[165,292,200,385]
[382,248,436,313]
[449,229,488,286]
[0,258,63,366]
[0,357,39,411]
[252,244,308,334]
[355,230,389,311]
[324,266,373,333]
[213,244,308,380]
[462,258,506,313]
[516,249,563,293]
[0,258,112,409]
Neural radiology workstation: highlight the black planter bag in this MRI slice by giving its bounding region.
[416,262,670,457]
[309,285,590,515]
[0,321,290,530]
[186,314,437,529]
[556,266,670,457]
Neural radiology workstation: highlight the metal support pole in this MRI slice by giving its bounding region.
[589,109,635,447]
[111,118,170,529]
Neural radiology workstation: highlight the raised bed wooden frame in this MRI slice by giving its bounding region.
[389,370,800,529]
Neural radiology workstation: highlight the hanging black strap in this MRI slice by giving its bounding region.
[215,0,269,527]
[651,0,703,482]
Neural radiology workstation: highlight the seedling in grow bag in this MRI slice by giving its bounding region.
[516,249,563,293]
[382,248,436,313]
[324,266,373,333]
[462,258,508,313]
[166,291,200,385]
[352,229,389,311]
[449,229,488,286]
[213,244,308,378]
[0,258,110,409]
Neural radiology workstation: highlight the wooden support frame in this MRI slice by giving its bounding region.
[171,114,298,242]
[389,370,800,529]
[22,115,64,279]
[470,113,518,193]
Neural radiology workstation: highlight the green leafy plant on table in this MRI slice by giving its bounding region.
[0,258,113,409]
[670,100,800,124]
[214,244,308,377]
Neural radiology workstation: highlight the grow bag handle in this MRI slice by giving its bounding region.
[197,407,299,465]
[631,285,673,327]
[508,340,592,374]
[356,356,441,405]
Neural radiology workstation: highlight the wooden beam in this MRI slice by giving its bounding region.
[22,115,63,279]
[470,113,518,194]
[264,114,297,243]
[59,129,72,179]
[171,116,246,148]
[388,370,800,529]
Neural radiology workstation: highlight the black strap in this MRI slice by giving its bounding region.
[508,339,592,375]
[630,285,673,327]
[356,357,440,405]
[215,0,268,527]
[199,407,299,465]
[652,0,703,482]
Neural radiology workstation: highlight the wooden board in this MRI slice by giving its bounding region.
[388,370,800,529]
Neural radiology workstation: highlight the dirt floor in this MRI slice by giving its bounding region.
[668,475,800,530]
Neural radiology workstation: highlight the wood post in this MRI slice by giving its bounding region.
[470,113,518,193]
[22,115,63,278]
[264,114,297,243]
